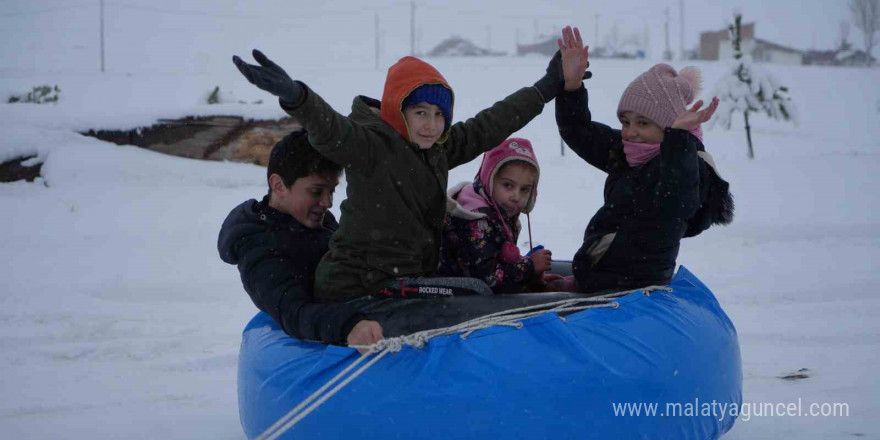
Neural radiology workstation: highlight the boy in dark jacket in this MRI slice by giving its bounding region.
[555,27,733,293]
[232,30,586,301]
[217,131,382,347]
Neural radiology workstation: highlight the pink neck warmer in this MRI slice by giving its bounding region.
[623,125,703,167]
[622,141,661,167]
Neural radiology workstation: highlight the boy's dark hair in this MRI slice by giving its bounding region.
[267,130,342,190]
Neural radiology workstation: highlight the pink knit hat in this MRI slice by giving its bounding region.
[617,64,702,129]
[477,138,540,214]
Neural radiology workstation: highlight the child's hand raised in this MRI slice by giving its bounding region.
[671,97,720,131]
[529,249,553,273]
[233,49,304,106]
[557,26,590,91]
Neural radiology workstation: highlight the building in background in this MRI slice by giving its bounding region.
[517,36,644,59]
[700,22,803,65]
[427,36,506,57]
[802,41,877,66]
[516,36,558,56]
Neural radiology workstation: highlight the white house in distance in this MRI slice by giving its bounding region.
[700,22,803,65]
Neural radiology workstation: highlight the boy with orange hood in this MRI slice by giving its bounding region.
[233,30,588,302]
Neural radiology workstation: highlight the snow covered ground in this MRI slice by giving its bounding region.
[2,3,880,438]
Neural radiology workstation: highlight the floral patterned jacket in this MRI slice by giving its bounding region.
[437,183,540,294]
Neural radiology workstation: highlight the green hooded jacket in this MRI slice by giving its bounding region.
[284,56,545,301]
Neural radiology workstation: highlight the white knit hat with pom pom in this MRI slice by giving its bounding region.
[617,63,702,129]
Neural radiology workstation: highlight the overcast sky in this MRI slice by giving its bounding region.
[0,0,862,72]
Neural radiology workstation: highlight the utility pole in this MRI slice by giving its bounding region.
[516,28,522,55]
[663,7,672,60]
[410,1,416,56]
[100,0,105,72]
[679,0,685,60]
[486,25,491,50]
[375,13,380,70]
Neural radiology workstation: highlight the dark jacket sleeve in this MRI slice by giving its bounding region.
[555,85,619,173]
[450,212,537,294]
[235,231,365,345]
[443,86,545,169]
[650,128,703,221]
[281,85,386,176]
[684,154,735,238]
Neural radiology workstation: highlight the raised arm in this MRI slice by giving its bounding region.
[443,86,545,169]
[444,26,594,169]
[233,49,305,108]
[555,85,620,172]
[652,98,722,220]
[233,50,384,175]
[671,98,733,237]
[560,26,590,92]
[553,27,620,172]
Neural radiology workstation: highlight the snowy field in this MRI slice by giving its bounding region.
[2,2,880,438]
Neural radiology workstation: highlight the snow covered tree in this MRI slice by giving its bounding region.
[850,0,879,66]
[711,14,798,159]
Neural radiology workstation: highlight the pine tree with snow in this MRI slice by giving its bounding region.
[711,14,798,159]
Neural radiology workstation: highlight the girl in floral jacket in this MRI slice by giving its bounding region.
[437,138,556,294]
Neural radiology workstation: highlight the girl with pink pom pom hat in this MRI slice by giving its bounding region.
[552,26,734,294]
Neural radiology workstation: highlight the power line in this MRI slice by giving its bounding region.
[100,0,105,72]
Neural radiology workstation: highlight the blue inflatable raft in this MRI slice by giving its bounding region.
[237,266,742,439]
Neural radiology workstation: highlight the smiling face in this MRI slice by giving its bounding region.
[403,102,445,148]
[491,161,537,217]
[269,173,339,229]
[619,111,666,144]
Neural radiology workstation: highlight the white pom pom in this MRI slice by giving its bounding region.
[678,66,702,101]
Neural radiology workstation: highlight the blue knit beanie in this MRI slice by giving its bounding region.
[402,83,452,131]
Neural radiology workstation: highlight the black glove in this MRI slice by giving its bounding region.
[232,49,304,107]
[533,50,593,103]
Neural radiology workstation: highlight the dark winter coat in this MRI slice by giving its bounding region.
[437,183,539,294]
[556,86,733,293]
[217,196,364,344]
[282,83,545,301]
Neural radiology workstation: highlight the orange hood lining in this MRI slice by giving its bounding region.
[380,56,455,145]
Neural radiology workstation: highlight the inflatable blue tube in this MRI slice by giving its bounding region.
[238,266,742,439]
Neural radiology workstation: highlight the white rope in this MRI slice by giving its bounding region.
[255,284,671,440]
[254,351,375,440]
[257,349,391,440]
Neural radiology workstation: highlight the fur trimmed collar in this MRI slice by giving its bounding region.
[445,182,487,220]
